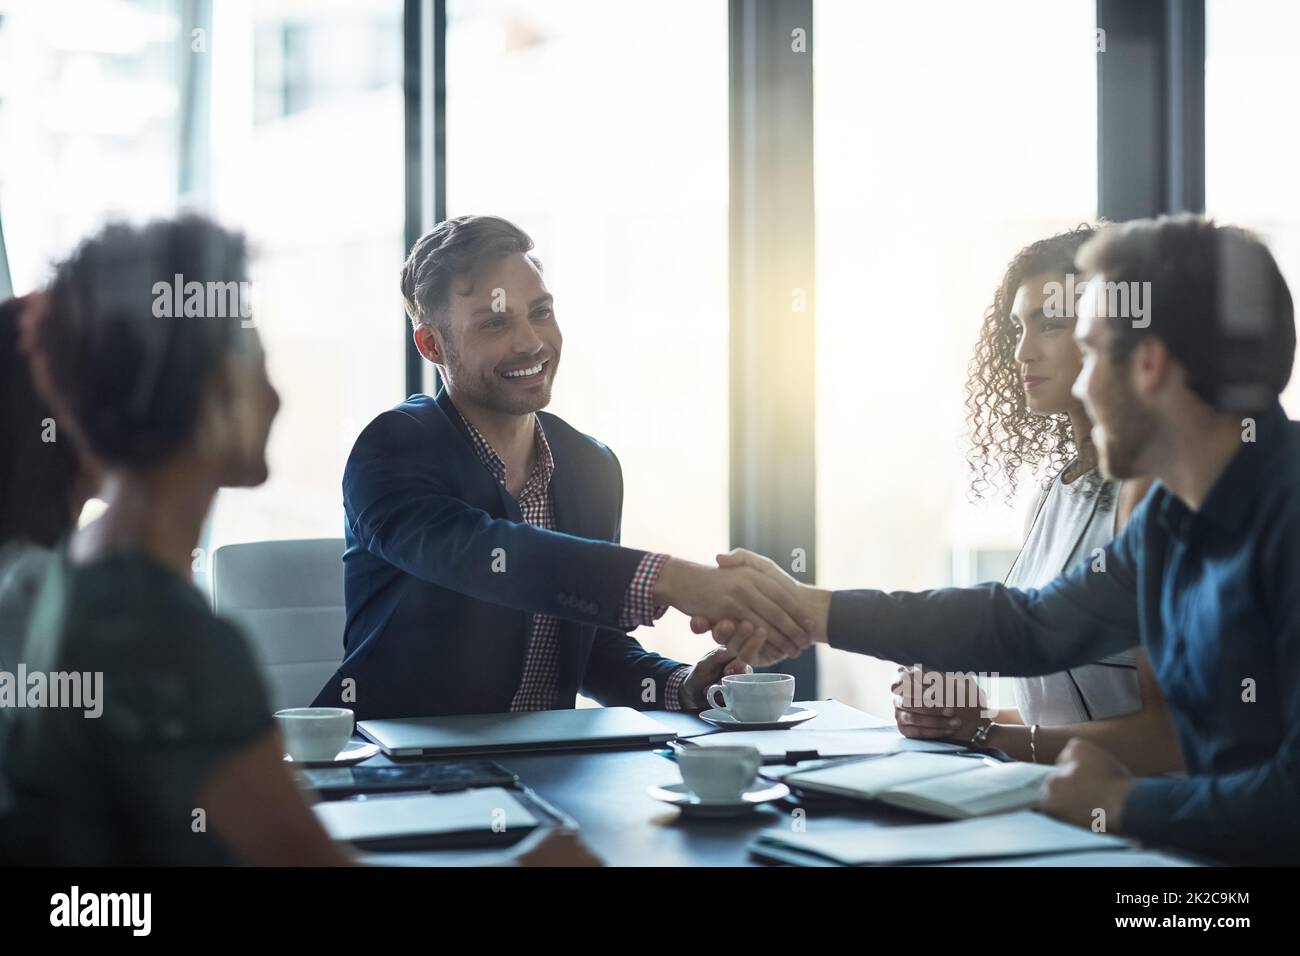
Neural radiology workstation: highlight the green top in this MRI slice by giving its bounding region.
[0,548,273,865]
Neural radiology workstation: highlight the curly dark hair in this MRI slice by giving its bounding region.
[965,224,1108,504]
[1,297,82,547]
[36,215,249,468]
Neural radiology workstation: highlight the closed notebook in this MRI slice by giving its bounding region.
[751,810,1131,866]
[786,751,1051,818]
[313,786,539,848]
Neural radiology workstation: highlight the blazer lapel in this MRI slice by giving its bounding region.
[544,425,595,540]
[436,388,523,522]
[540,417,602,699]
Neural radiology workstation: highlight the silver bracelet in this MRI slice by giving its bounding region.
[1029,723,1040,764]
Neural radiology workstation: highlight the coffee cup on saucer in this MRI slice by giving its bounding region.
[675,745,762,802]
[274,707,354,762]
[705,673,795,723]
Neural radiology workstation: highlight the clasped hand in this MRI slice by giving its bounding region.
[656,549,822,666]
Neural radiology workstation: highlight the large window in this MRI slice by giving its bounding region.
[0,0,189,530]
[0,0,406,566]
[814,0,1098,715]
[446,0,730,669]
[1206,0,1300,414]
[204,0,405,554]
[0,0,185,292]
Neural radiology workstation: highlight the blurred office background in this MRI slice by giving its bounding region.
[0,0,1294,716]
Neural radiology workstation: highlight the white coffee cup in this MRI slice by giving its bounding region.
[676,745,762,801]
[706,672,795,722]
[274,707,354,762]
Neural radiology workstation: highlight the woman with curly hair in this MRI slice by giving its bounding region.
[891,225,1184,774]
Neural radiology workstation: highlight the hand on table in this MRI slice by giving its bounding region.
[1041,738,1133,834]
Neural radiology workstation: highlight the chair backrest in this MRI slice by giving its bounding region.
[212,539,345,712]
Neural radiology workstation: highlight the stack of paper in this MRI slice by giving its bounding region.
[751,811,1131,866]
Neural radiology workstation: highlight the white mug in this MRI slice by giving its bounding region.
[706,672,795,722]
[676,745,762,801]
[275,707,354,762]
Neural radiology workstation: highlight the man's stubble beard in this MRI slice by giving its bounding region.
[1095,372,1158,481]
[442,334,556,416]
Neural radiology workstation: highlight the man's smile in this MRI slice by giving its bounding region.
[500,358,550,382]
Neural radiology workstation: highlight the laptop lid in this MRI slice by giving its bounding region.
[358,706,677,757]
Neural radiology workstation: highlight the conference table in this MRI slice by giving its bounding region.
[334,699,1199,867]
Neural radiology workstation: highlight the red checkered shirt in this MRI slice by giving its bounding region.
[458,413,690,711]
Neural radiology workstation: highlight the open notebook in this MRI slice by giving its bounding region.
[785,751,1053,819]
[751,810,1131,866]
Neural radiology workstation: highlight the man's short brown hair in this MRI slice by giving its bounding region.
[1076,214,1295,413]
[400,215,540,332]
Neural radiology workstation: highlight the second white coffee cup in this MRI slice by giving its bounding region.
[676,745,762,801]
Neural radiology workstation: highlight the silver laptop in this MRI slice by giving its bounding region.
[358,706,677,757]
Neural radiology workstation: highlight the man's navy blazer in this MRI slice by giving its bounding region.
[312,389,685,720]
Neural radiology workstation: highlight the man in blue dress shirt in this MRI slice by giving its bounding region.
[699,215,1299,863]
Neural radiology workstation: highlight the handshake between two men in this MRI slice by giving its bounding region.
[652,548,825,667]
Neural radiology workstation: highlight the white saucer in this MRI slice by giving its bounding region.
[698,705,817,730]
[283,741,380,768]
[647,781,791,817]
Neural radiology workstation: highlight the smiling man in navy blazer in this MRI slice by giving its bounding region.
[313,215,812,720]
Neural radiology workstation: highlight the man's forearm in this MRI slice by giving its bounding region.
[822,583,1134,677]
[582,628,685,710]
[987,711,1184,774]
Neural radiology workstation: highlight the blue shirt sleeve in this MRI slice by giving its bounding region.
[1120,506,1300,864]
[826,493,1147,675]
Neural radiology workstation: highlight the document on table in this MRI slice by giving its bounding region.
[663,700,895,739]
[685,727,967,761]
[751,810,1132,866]
[943,849,1194,867]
